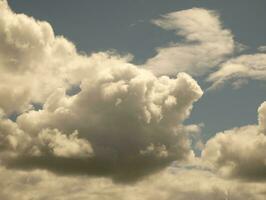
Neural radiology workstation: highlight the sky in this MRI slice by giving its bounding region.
[1,0,266,199]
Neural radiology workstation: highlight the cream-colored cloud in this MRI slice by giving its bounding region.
[207,53,266,90]
[0,113,93,160]
[258,102,266,133]
[145,8,235,76]
[0,114,31,153]
[0,1,203,182]
[0,165,265,200]
[203,102,266,181]
[0,0,87,114]
[36,129,94,158]
[13,66,202,182]
[1,0,265,199]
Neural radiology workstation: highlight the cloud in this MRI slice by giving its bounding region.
[11,68,202,182]
[202,102,266,181]
[258,45,266,52]
[0,1,203,182]
[36,129,94,158]
[1,0,266,198]
[0,0,87,114]
[0,165,265,200]
[207,53,266,90]
[0,114,93,159]
[145,8,235,76]
[1,2,266,196]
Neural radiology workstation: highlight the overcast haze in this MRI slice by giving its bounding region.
[1,0,266,199]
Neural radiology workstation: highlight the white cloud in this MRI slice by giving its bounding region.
[145,8,235,76]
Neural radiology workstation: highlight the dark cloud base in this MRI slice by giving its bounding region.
[6,155,174,183]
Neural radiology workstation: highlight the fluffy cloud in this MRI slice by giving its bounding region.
[207,53,266,90]
[11,66,202,182]
[145,8,235,76]
[202,102,266,181]
[0,0,203,182]
[0,0,88,114]
[0,113,93,159]
[36,129,94,158]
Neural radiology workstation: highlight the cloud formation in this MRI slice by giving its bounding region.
[145,8,235,76]
[1,1,266,199]
[207,53,266,90]
[0,0,203,182]
[203,102,266,181]
[0,165,265,200]
[0,0,82,114]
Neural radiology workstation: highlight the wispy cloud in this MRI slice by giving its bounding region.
[145,8,235,76]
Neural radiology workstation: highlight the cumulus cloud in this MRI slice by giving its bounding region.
[207,53,266,90]
[11,67,202,182]
[145,8,235,76]
[202,102,266,181]
[0,0,203,182]
[36,129,94,158]
[0,0,87,114]
[0,113,93,159]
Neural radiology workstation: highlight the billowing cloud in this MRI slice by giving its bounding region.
[0,0,92,115]
[0,113,93,159]
[207,53,266,90]
[145,8,235,76]
[0,0,203,182]
[203,102,266,181]
[10,68,202,182]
